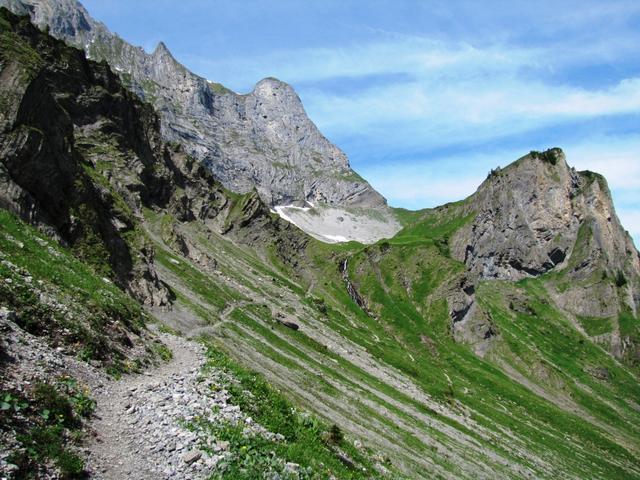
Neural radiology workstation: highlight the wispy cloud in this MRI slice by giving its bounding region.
[304,77,640,146]
[618,210,640,246]
[568,138,640,189]
[360,147,521,209]
[188,37,541,90]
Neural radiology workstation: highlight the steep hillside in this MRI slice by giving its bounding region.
[138,147,640,479]
[448,149,640,363]
[0,0,401,244]
[0,6,171,306]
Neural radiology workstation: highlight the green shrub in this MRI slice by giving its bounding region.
[615,270,628,287]
[55,449,85,478]
[327,424,344,445]
[59,377,96,418]
[158,323,182,336]
[8,379,91,479]
[311,297,328,315]
[150,341,173,361]
[1,392,28,414]
[17,424,85,478]
[33,383,78,429]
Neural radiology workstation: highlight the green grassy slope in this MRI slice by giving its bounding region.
[143,199,640,479]
[0,210,159,372]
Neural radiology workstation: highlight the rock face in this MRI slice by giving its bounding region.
[0,7,312,303]
[452,148,640,285]
[0,8,174,305]
[0,0,389,216]
[448,148,640,357]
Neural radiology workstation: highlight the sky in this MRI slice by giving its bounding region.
[82,0,640,246]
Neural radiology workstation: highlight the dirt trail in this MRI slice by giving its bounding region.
[185,300,252,339]
[84,330,207,479]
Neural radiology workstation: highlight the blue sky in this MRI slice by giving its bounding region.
[83,0,640,246]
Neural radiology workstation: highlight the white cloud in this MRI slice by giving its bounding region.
[617,209,640,248]
[360,148,522,209]
[304,76,640,149]
[618,210,640,234]
[367,172,482,208]
[566,139,640,189]
[188,37,541,91]
[182,20,640,171]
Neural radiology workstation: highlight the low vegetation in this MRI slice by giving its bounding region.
[2,377,94,479]
[0,210,153,373]
[194,344,385,479]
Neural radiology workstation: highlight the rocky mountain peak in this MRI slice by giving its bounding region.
[478,147,570,192]
[253,76,290,93]
[449,147,639,324]
[453,148,638,279]
[240,76,351,175]
[250,77,307,119]
[445,147,639,362]
[152,41,173,59]
[0,0,398,244]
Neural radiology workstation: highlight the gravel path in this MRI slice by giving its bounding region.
[185,300,251,340]
[81,328,267,480]
[0,310,284,479]
[82,335,204,480]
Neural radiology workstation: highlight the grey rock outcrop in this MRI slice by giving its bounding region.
[452,148,639,293]
[452,148,640,287]
[0,0,388,213]
[0,8,174,306]
[447,148,640,357]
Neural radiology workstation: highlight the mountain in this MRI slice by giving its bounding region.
[446,148,640,360]
[0,0,400,244]
[1,5,640,480]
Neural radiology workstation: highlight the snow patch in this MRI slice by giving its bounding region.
[275,205,311,213]
[273,205,311,227]
[272,203,400,245]
[273,206,298,226]
[322,234,349,242]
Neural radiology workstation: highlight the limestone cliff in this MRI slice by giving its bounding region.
[448,148,640,360]
[0,0,389,215]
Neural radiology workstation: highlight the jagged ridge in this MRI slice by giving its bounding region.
[0,0,388,214]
